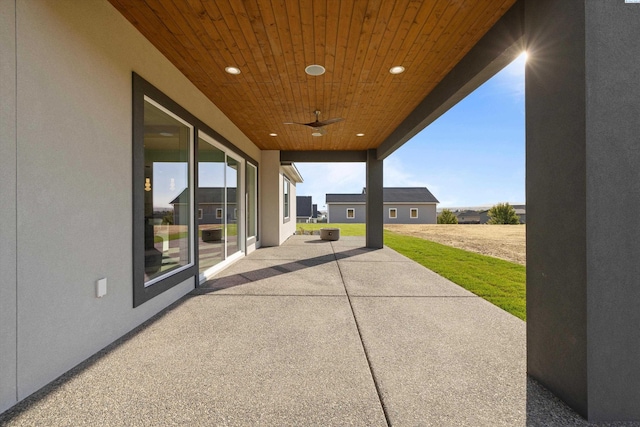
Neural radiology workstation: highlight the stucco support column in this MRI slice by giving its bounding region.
[259,150,282,247]
[366,149,383,249]
[526,0,640,421]
[0,0,18,412]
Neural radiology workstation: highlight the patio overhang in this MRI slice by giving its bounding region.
[108,0,524,160]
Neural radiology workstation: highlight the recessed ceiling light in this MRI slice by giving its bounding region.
[269,133,278,137]
[356,133,365,137]
[389,66,405,75]
[305,64,326,76]
[225,66,241,75]
[159,132,173,137]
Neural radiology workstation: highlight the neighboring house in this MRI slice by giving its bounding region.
[455,210,481,224]
[479,204,526,224]
[296,196,313,223]
[171,187,238,225]
[326,187,439,224]
[513,205,526,224]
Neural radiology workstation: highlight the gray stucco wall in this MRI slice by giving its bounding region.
[0,0,260,413]
[527,0,640,420]
[259,152,298,246]
[584,1,640,420]
[0,0,18,413]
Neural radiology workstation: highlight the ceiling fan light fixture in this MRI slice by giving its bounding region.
[311,131,323,137]
[305,64,326,76]
[389,65,405,74]
[225,66,241,75]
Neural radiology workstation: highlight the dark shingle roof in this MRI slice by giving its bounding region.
[325,193,366,203]
[326,187,438,204]
[170,187,237,205]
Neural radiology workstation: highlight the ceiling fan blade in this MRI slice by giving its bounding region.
[283,112,343,128]
[316,117,343,126]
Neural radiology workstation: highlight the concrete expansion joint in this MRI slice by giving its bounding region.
[332,242,391,427]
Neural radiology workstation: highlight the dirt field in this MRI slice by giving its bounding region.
[385,224,526,265]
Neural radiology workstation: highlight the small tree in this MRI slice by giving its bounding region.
[437,208,458,224]
[162,211,174,225]
[487,203,520,224]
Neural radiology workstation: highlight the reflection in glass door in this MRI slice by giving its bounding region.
[197,133,244,277]
[197,137,225,273]
[226,156,240,257]
[247,163,257,244]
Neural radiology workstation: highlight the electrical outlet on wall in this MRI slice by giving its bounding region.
[96,278,107,298]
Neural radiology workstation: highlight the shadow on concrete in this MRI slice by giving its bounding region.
[192,247,375,294]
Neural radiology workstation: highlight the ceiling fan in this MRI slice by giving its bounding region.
[284,110,343,136]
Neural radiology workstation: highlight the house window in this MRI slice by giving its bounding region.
[216,208,223,219]
[198,209,203,220]
[283,177,290,221]
[410,208,419,219]
[133,76,197,307]
[346,208,355,219]
[389,208,397,219]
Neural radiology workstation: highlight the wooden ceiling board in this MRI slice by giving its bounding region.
[109,0,517,152]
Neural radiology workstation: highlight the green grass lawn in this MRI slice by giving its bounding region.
[296,223,526,320]
[296,223,366,236]
[384,231,526,320]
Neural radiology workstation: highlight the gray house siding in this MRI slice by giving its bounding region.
[328,204,366,223]
[329,203,436,224]
[385,204,437,224]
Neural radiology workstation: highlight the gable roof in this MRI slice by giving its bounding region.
[326,187,439,204]
[170,187,237,205]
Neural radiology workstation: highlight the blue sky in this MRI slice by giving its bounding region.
[295,54,526,210]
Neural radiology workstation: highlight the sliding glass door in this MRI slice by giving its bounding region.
[197,133,243,278]
[246,162,257,246]
[134,74,257,306]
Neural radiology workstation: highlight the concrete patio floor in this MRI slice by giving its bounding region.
[1,236,636,426]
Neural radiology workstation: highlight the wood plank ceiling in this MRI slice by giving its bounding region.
[109,0,516,152]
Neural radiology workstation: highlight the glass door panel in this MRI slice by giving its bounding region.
[197,138,226,273]
[143,99,192,285]
[226,156,240,257]
[247,163,257,240]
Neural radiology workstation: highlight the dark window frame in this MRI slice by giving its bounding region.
[246,161,258,241]
[133,73,258,307]
[283,176,290,223]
